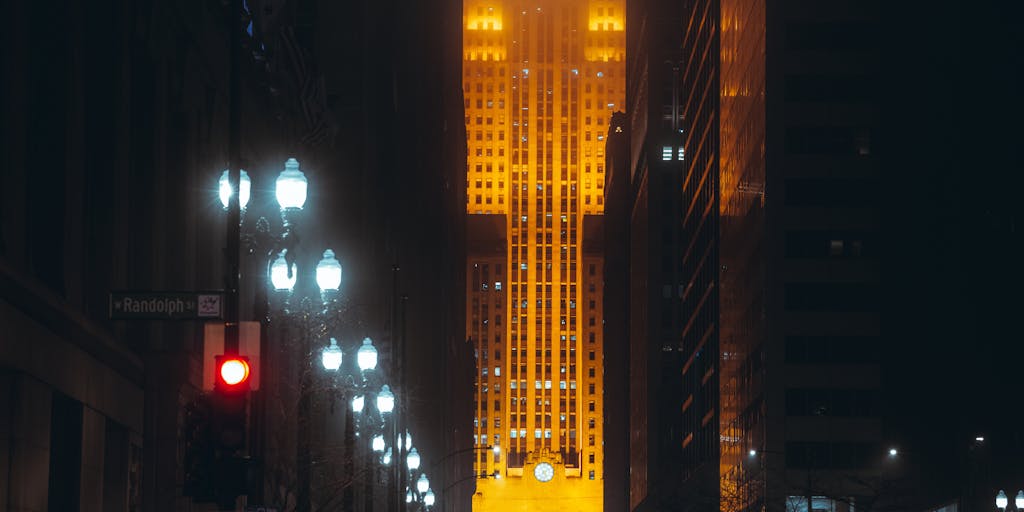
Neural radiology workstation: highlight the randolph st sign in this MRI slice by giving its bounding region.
[109,291,224,320]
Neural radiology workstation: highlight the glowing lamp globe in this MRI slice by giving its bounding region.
[406,490,414,503]
[276,158,308,210]
[377,385,395,414]
[270,251,297,291]
[404,431,412,450]
[424,490,435,507]
[417,474,429,494]
[493,445,501,455]
[357,337,378,371]
[407,447,421,470]
[351,394,365,414]
[372,434,386,453]
[382,447,392,465]
[219,169,251,210]
[220,358,250,386]
[1016,491,1024,510]
[321,338,343,371]
[997,490,1008,510]
[316,249,342,292]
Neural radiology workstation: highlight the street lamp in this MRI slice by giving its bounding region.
[423,489,435,507]
[408,447,421,471]
[219,169,251,210]
[275,157,308,210]
[378,385,396,414]
[358,337,379,372]
[270,250,297,291]
[321,337,343,372]
[316,249,342,293]
[998,490,1009,510]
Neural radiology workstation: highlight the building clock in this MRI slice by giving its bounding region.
[533,462,554,482]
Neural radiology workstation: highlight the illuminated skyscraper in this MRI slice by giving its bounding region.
[463,1,623,510]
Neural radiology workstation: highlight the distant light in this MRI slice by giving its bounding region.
[597,71,604,78]
[219,169,251,210]
[493,445,501,455]
[1016,491,1024,510]
[888,448,898,457]
[372,434,386,452]
[357,338,378,371]
[382,447,392,465]
[749,449,757,457]
[997,490,1008,510]
[377,385,395,414]
[315,249,342,292]
[321,338,343,371]
[275,158,308,210]
[571,68,579,75]
[351,394,365,413]
[270,250,297,291]
[975,436,985,442]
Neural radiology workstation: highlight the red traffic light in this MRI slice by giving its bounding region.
[215,355,251,392]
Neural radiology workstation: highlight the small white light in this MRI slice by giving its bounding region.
[372,434,386,453]
[417,474,430,494]
[492,445,501,455]
[749,449,757,457]
[382,447,392,465]
[270,251,297,291]
[976,436,986,442]
[276,158,308,210]
[888,448,898,457]
[424,489,435,507]
[407,447,421,470]
[315,249,342,292]
[357,338,378,371]
[1016,490,1024,510]
[321,337,342,371]
[351,395,364,413]
[377,385,395,414]
[406,490,414,503]
[219,169,250,210]
[997,490,1008,510]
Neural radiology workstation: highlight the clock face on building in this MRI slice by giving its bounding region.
[533,462,555,482]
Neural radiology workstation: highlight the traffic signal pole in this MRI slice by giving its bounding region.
[225,0,242,358]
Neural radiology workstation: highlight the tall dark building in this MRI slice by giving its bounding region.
[611,0,893,511]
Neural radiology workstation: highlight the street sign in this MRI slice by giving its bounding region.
[109,291,224,320]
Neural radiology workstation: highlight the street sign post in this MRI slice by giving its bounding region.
[109,291,224,320]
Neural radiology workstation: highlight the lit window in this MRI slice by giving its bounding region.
[662,146,673,161]
[495,281,502,290]
[494,367,501,376]
[560,381,567,389]
[597,71,604,78]
[511,429,518,438]
[544,429,552,438]
[589,470,595,480]
[677,147,685,160]
[535,380,542,389]
[545,380,552,389]
[535,429,542,439]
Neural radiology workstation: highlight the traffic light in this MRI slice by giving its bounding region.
[215,355,251,394]
[212,355,250,452]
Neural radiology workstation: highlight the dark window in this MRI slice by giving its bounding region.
[785,128,871,156]
[785,22,880,51]
[785,283,880,312]
[785,336,882,364]
[786,231,874,258]
[786,75,877,103]
[784,179,879,207]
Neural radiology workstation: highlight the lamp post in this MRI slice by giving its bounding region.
[218,157,312,508]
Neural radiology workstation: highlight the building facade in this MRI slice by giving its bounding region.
[462,1,624,510]
[611,0,884,511]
